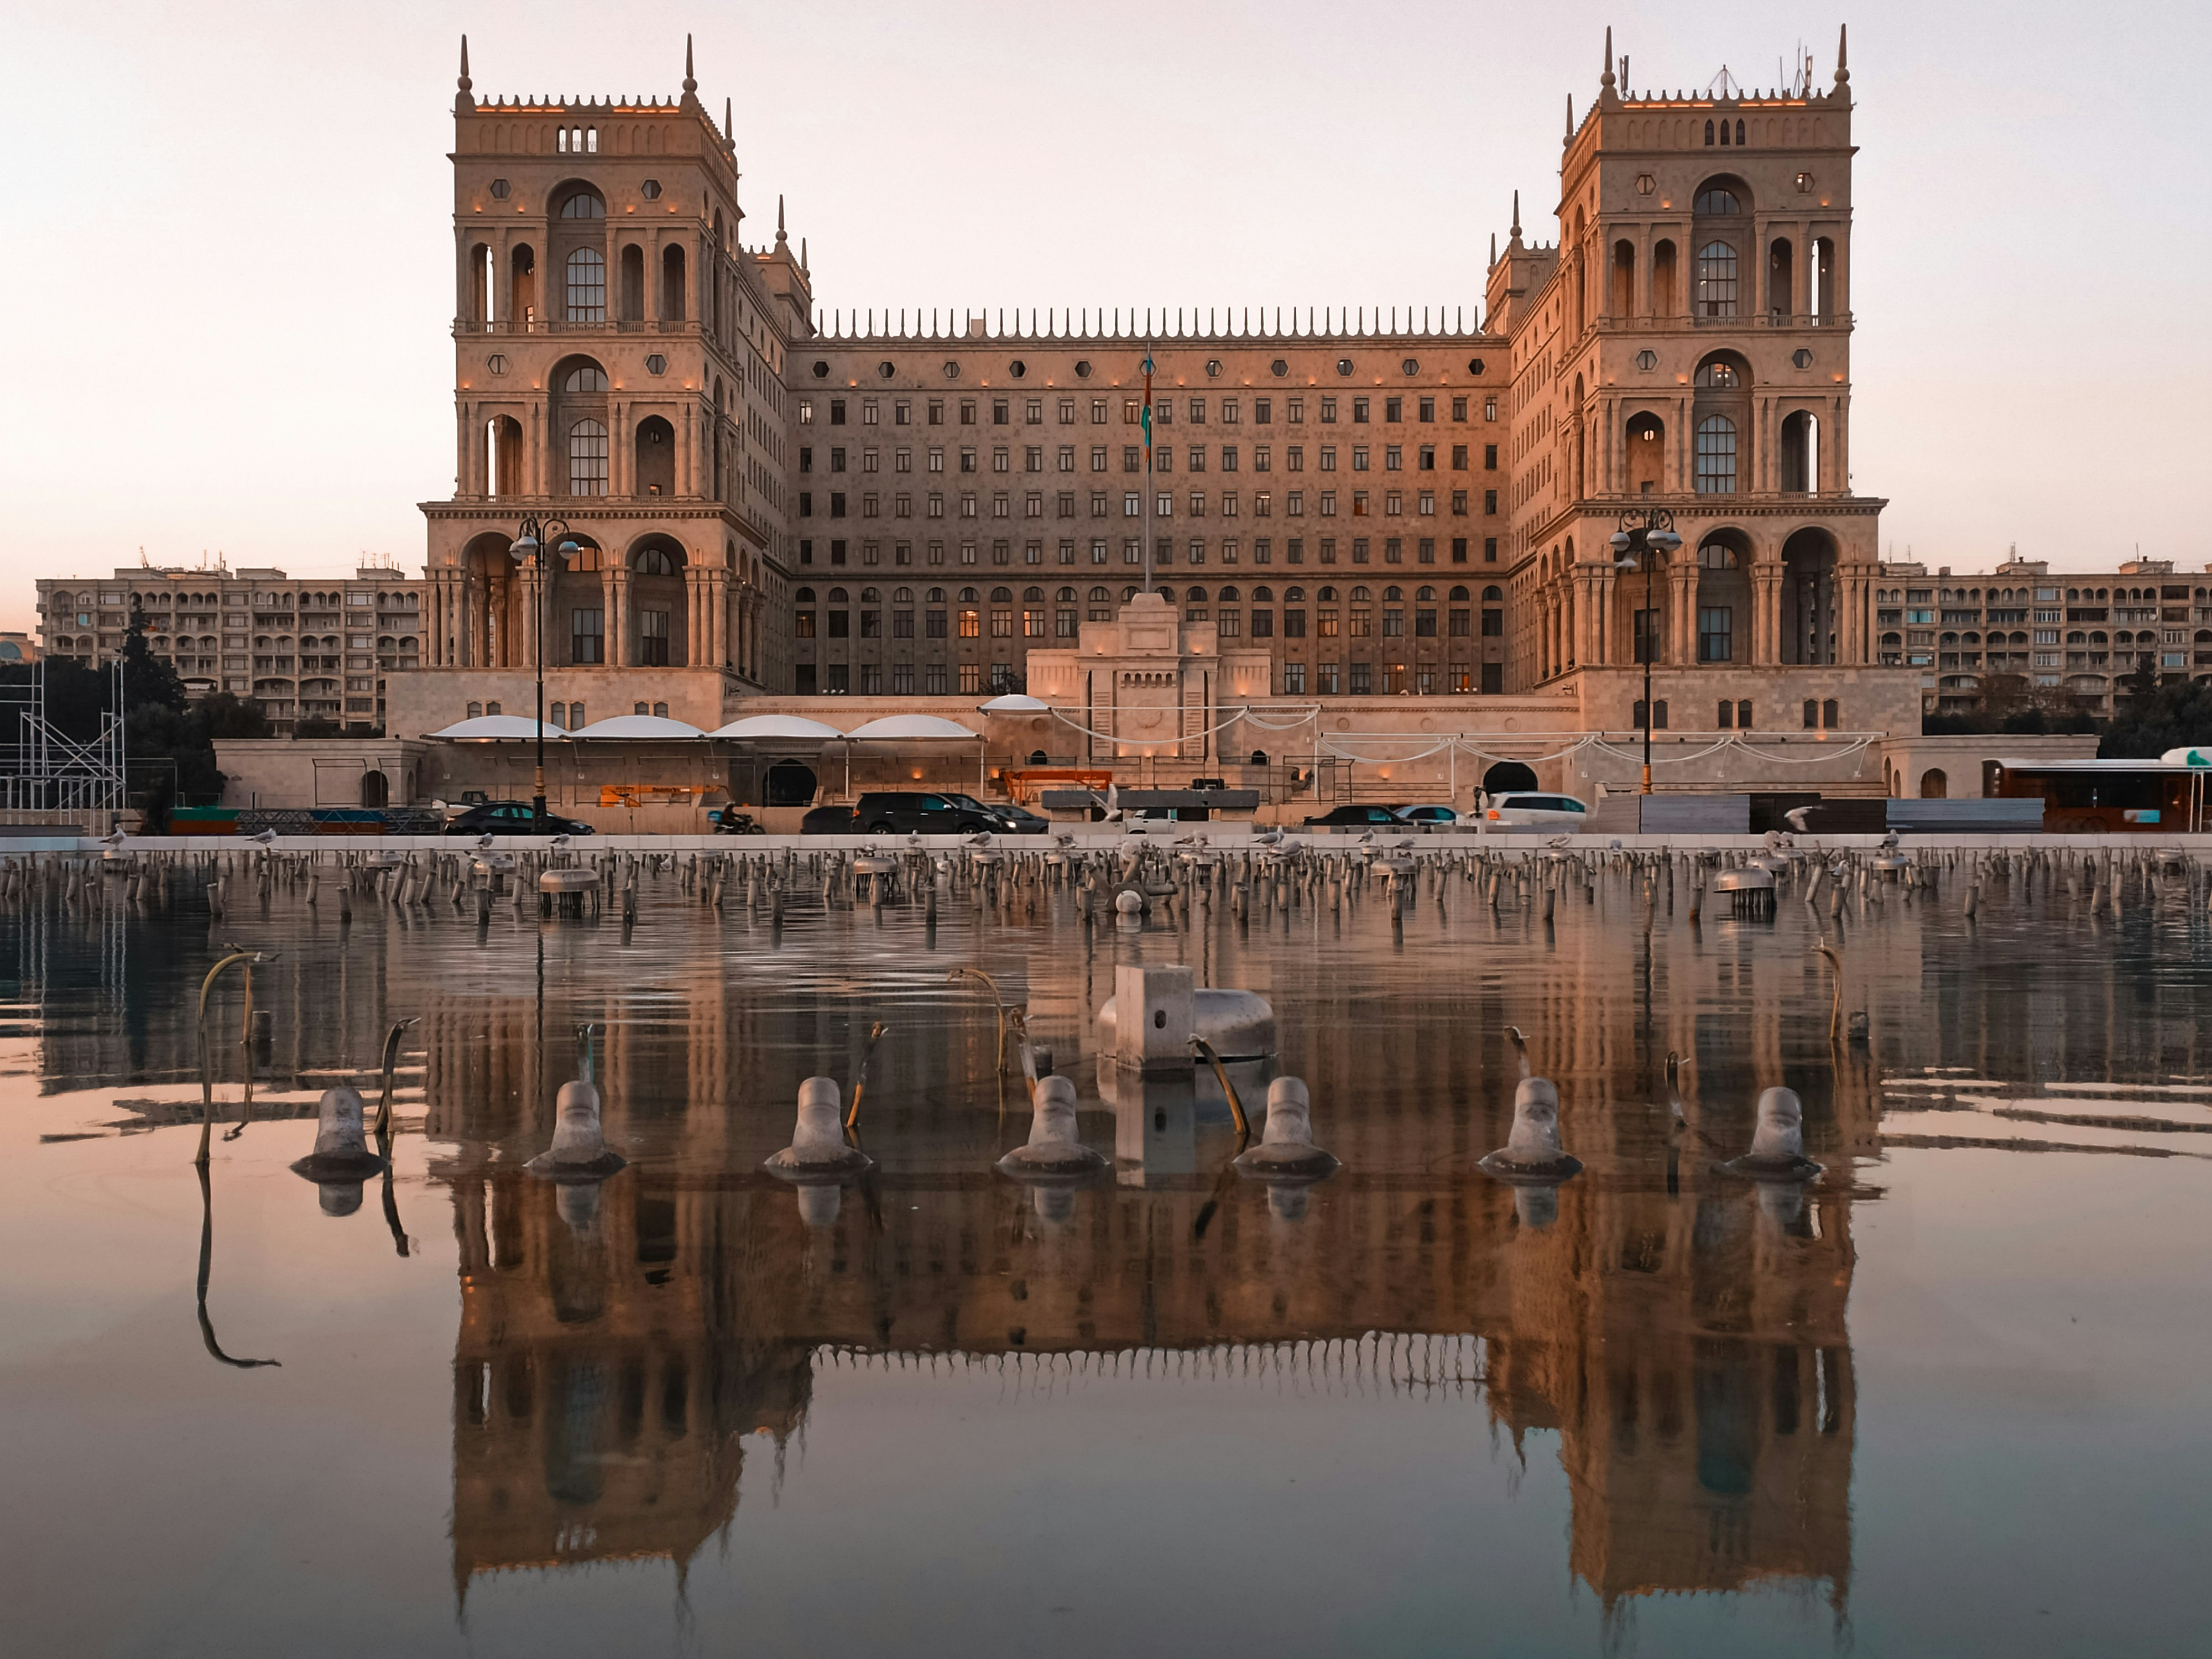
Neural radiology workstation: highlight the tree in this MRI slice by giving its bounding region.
[197,692,270,741]
[2100,673,2212,760]
[121,607,186,714]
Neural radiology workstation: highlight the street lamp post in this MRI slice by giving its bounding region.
[509,515,578,831]
[1609,508,1683,796]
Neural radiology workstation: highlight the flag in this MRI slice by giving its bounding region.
[1140,351,1154,453]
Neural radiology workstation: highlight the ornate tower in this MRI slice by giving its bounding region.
[421,36,801,697]
[1496,29,1896,721]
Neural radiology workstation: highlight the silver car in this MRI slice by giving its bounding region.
[1479,791,1590,832]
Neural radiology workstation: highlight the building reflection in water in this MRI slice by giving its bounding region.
[421,924,1872,1621]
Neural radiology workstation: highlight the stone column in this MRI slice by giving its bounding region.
[603,565,626,668]
[1670,561,1698,665]
[1751,560,1783,666]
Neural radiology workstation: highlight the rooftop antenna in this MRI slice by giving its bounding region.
[1708,65,1741,98]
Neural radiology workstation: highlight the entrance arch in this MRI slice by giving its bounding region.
[764,761,817,806]
[361,770,389,808]
[1483,760,1538,795]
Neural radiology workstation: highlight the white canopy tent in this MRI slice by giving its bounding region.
[838,714,988,797]
[565,714,707,740]
[428,715,570,742]
[708,713,847,740]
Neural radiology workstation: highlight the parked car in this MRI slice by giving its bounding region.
[711,808,765,834]
[1393,805,1462,828]
[801,805,859,834]
[941,792,1051,835]
[444,801,595,837]
[1302,804,1410,829]
[1479,792,1590,832]
[852,792,1008,834]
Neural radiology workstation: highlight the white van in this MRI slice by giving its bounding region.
[1480,792,1591,832]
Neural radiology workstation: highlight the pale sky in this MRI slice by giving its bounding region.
[4,0,2205,632]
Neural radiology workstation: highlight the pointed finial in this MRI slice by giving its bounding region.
[684,33,697,93]
[1511,190,1521,240]
[458,34,471,90]
[800,236,807,272]
[453,34,475,114]
[1601,27,1615,92]
[776,193,787,247]
[723,96,733,142]
[1834,23,1849,87]
[1489,231,1498,267]
[1566,93,1574,140]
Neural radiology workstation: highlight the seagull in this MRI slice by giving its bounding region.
[248,828,278,846]
[476,833,495,850]
[1253,828,1286,848]
[966,831,994,847]
[1357,830,1378,846]
[1664,1051,1686,1133]
[1879,830,1900,852]
[551,833,572,849]
[1505,1025,1531,1080]
[1783,806,1814,833]
[908,831,926,847]
[99,830,127,847]
[1053,831,1076,847]
[1545,833,1573,849]
[1389,836,1415,851]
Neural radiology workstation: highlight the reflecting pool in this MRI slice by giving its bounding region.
[3,852,2209,1656]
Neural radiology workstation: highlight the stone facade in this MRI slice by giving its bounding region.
[1879,556,2212,717]
[34,562,424,734]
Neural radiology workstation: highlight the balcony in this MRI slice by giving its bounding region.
[453,316,694,338]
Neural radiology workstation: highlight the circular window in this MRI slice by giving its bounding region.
[811,361,829,378]
[1635,173,1656,196]
[487,353,509,375]
[645,353,667,375]
[1074,359,1093,378]
[1270,358,1288,377]
[1009,360,1026,378]
[1467,357,1485,374]
[878,359,895,379]
[1205,359,1223,378]
[943,361,961,379]
[1335,358,1354,376]
[1400,357,1420,375]
[640,179,663,201]
[1792,348,1814,369]
[488,178,510,200]
[1635,349,1657,371]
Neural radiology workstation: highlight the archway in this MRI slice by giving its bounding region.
[634,416,675,497]
[1920,768,1948,799]
[764,760,817,807]
[360,770,389,809]
[1780,527,1840,665]
[627,534,690,665]
[1483,760,1538,795]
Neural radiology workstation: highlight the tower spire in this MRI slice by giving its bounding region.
[775,194,788,249]
[1833,23,1850,90]
[1601,26,1615,93]
[459,34,471,89]
[1510,190,1522,242]
[684,33,697,93]
[454,34,474,116]
[1564,93,1574,145]
[724,96,733,142]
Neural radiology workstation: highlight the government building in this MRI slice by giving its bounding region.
[34,31,2209,807]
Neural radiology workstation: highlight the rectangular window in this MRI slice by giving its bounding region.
[1633,608,1658,664]
[1284,608,1307,638]
[1349,662,1372,695]
[990,608,1013,638]
[1217,610,1240,638]
[893,609,915,638]
[1250,609,1272,638]
[827,609,849,639]
[1282,661,1306,695]
[926,608,947,638]
[1480,608,1503,637]
[638,607,670,664]
[570,608,604,663]
[826,664,849,692]
[795,610,817,638]
[1481,661,1503,693]
[1698,606,1734,662]
[925,664,948,695]
[1413,608,1436,637]
[1352,397,1370,423]
[891,662,916,694]
[1448,607,1470,637]
[958,608,980,638]
[1483,490,1499,516]
[1381,607,1404,637]
[1318,661,1340,694]
[1484,538,1498,562]
[958,662,982,694]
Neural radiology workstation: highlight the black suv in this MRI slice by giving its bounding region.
[445,801,596,837]
[1301,804,1408,828]
[853,792,1007,834]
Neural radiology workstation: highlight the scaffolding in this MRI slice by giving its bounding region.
[0,658,127,826]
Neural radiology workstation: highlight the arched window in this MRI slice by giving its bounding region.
[860,587,881,602]
[1415,586,1435,601]
[1694,416,1738,494]
[1703,119,1715,146]
[1186,585,1208,601]
[1448,586,1469,600]
[1286,587,1306,601]
[569,420,609,495]
[1694,184,1741,215]
[1253,586,1274,601]
[565,249,606,322]
[1029,749,1048,765]
[633,546,676,576]
[958,587,979,602]
[827,587,849,603]
[568,701,585,728]
[928,587,947,602]
[794,587,816,602]
[1022,586,1045,602]
[1056,586,1076,602]
[894,587,916,603]
[1734,119,1745,146]
[1694,242,1738,317]
[1823,698,1839,729]
[1383,586,1403,601]
[1349,586,1370,601]
[466,701,483,719]
[557,187,606,218]
[990,586,1014,603]
[561,363,607,393]
[1698,540,1737,568]
[1481,585,1503,602]
[1694,358,1740,389]
[549,702,567,729]
[1088,586,1109,602]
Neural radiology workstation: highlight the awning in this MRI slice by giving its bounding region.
[843,714,980,740]
[429,716,570,740]
[566,714,707,739]
[708,713,846,740]
[976,693,1051,714]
